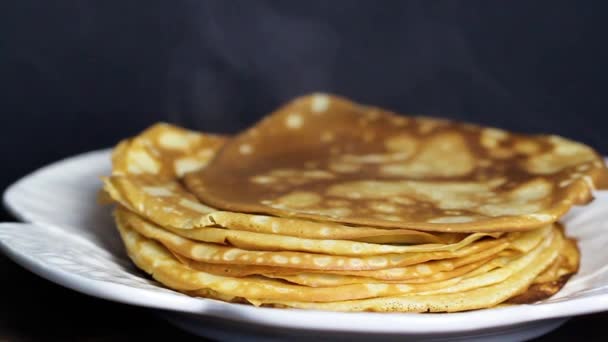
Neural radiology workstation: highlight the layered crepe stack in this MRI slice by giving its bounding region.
[102,94,608,312]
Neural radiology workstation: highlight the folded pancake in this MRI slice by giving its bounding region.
[185,94,608,232]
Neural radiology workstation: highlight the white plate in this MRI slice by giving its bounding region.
[2,150,608,341]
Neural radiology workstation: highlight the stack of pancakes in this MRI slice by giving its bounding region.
[102,94,607,312]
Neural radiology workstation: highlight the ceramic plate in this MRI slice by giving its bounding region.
[2,150,608,341]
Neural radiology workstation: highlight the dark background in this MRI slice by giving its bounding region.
[1,1,607,340]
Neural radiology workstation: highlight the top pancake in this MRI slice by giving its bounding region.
[186,94,608,232]
[104,123,466,243]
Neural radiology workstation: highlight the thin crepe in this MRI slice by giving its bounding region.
[117,216,566,309]
[187,94,608,232]
[103,123,464,243]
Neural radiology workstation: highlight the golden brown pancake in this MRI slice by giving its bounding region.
[186,94,608,232]
[103,123,465,243]
[101,94,589,312]
[116,216,567,310]
[115,207,518,272]
[507,234,579,303]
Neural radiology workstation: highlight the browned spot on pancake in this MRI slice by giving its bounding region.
[507,273,575,304]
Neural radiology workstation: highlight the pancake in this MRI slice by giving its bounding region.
[102,96,587,312]
[248,227,564,311]
[263,258,501,287]
[170,239,511,282]
[104,173,456,243]
[507,235,579,303]
[110,123,226,180]
[163,224,494,256]
[117,214,565,309]
[104,123,464,243]
[186,94,608,232]
[115,208,515,271]
[154,223,549,284]
[107,198,495,256]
